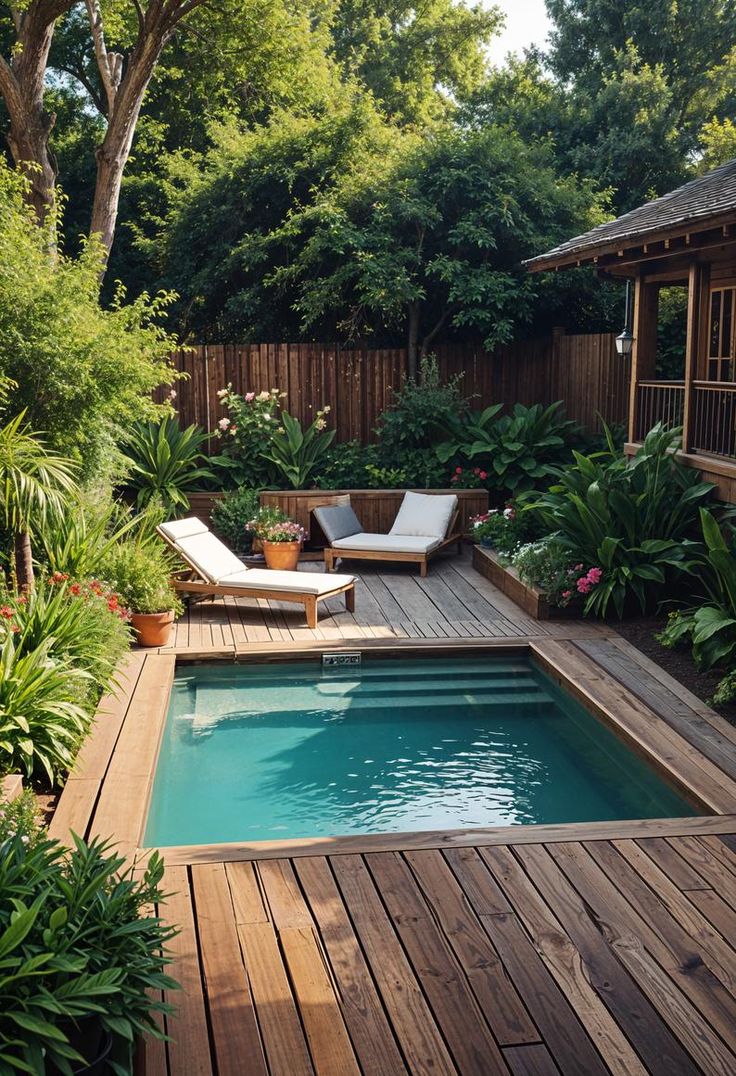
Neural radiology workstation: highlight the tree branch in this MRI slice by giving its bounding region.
[85,0,123,114]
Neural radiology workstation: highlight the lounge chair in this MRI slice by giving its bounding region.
[158,518,356,629]
[316,491,461,577]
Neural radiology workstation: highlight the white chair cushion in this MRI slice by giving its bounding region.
[176,532,246,583]
[160,517,209,541]
[332,533,441,554]
[389,492,457,539]
[218,569,354,595]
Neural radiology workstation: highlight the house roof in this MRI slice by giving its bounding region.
[526,157,736,272]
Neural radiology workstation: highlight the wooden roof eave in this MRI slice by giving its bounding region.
[526,211,736,275]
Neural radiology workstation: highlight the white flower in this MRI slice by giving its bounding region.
[218,417,231,430]
[257,390,270,402]
[323,405,331,413]
[503,508,514,519]
[263,413,271,421]
[216,388,228,399]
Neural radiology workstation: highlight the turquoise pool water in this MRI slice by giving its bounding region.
[144,656,698,847]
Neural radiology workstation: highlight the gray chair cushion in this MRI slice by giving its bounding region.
[313,504,363,545]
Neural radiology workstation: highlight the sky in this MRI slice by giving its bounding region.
[486,0,553,64]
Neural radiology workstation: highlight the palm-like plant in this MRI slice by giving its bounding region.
[262,410,335,489]
[0,412,78,590]
[121,416,214,516]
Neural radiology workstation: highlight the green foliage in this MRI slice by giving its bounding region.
[262,410,335,489]
[0,833,176,1074]
[659,509,736,676]
[121,416,214,516]
[532,424,713,617]
[214,386,283,489]
[35,494,152,581]
[0,789,40,846]
[246,506,290,540]
[316,441,379,489]
[211,488,261,553]
[512,538,599,609]
[377,357,469,453]
[438,402,579,500]
[0,635,91,782]
[470,504,541,557]
[0,162,177,480]
[98,542,183,616]
[2,577,131,704]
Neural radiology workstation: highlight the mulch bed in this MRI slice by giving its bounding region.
[614,617,736,727]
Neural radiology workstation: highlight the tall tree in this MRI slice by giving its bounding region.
[0,1,223,259]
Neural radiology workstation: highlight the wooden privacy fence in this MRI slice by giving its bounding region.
[159,332,629,447]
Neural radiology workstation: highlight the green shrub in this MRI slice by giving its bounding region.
[121,416,214,516]
[316,441,378,489]
[98,542,183,616]
[376,355,469,454]
[213,386,282,488]
[35,494,150,580]
[512,538,602,609]
[0,161,177,482]
[470,503,541,556]
[211,488,261,553]
[0,788,41,846]
[0,635,91,781]
[2,575,131,703]
[531,424,713,617]
[262,409,335,489]
[438,401,579,500]
[0,833,176,1074]
[659,508,736,680]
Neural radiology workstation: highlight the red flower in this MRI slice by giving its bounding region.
[69,583,81,596]
[49,571,69,584]
[455,466,463,474]
[479,471,488,480]
[0,605,13,619]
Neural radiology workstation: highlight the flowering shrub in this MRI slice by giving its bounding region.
[0,575,131,701]
[215,385,285,488]
[512,538,603,609]
[98,542,183,616]
[451,465,487,489]
[470,505,525,555]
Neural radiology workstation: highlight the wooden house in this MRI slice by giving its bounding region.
[526,158,736,500]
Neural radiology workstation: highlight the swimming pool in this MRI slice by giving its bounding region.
[144,655,698,847]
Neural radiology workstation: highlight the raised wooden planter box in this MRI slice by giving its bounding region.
[188,489,488,544]
[1,774,23,803]
[472,545,580,621]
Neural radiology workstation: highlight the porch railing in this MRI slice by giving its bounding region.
[690,381,736,459]
[634,381,685,442]
[634,379,736,461]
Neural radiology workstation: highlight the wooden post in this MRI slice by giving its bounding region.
[627,276,659,443]
[682,262,710,452]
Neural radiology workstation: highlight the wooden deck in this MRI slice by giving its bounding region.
[50,548,736,1075]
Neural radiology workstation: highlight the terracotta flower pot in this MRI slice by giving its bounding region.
[130,610,175,647]
[262,540,302,571]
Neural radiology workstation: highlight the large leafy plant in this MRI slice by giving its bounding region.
[531,424,713,617]
[0,832,176,1075]
[437,401,579,499]
[262,409,335,489]
[0,636,90,781]
[376,356,470,453]
[660,508,736,672]
[121,416,215,516]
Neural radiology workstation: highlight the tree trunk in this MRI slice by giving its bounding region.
[14,531,34,592]
[407,301,420,381]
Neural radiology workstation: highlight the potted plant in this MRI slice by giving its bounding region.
[248,511,306,571]
[98,541,183,647]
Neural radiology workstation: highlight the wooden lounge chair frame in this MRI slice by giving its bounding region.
[323,509,463,578]
[158,526,355,629]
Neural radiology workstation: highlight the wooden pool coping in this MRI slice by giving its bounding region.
[50,637,736,865]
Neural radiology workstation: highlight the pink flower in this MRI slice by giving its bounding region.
[245,392,255,402]
[218,417,230,430]
[479,471,488,480]
[574,563,583,572]
[561,590,571,599]
[455,466,463,474]
[587,567,602,585]
[576,577,591,594]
